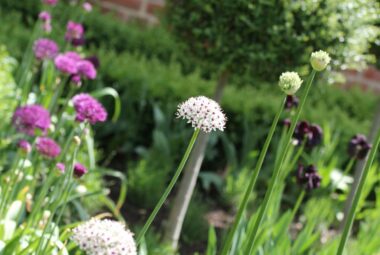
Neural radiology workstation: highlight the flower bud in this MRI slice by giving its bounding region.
[73,136,81,146]
[278,72,303,95]
[310,50,331,71]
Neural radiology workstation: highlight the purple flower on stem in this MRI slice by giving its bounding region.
[284,95,299,110]
[36,137,61,158]
[18,140,32,153]
[83,2,92,12]
[293,121,323,148]
[348,134,372,160]
[56,162,65,173]
[296,164,321,190]
[77,60,96,80]
[74,163,88,177]
[42,0,58,6]
[39,11,51,22]
[12,105,51,136]
[33,38,59,60]
[65,21,84,42]
[72,93,107,124]
[55,53,78,75]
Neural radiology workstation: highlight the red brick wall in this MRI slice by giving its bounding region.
[98,0,165,24]
[343,66,380,93]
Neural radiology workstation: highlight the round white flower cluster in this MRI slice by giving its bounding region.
[310,50,331,71]
[71,218,137,255]
[176,96,226,133]
[278,71,303,95]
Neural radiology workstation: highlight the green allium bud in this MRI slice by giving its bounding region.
[310,50,331,71]
[278,72,303,95]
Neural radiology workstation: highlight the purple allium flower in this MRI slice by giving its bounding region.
[18,140,32,153]
[85,56,100,70]
[348,134,372,160]
[83,2,92,12]
[54,53,78,74]
[72,93,107,124]
[296,164,321,190]
[71,36,86,47]
[12,105,51,136]
[38,11,51,22]
[36,137,61,158]
[294,121,323,149]
[77,60,96,79]
[74,163,88,177]
[42,0,58,5]
[33,38,59,60]
[284,95,299,110]
[65,51,82,62]
[56,162,65,173]
[65,21,84,42]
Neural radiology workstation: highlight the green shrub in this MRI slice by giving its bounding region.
[166,0,379,80]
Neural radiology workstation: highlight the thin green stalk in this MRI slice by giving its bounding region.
[246,70,316,254]
[220,96,286,255]
[290,190,305,221]
[336,128,380,255]
[136,129,200,244]
[48,76,70,114]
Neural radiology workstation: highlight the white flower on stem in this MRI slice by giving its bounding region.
[71,218,137,255]
[176,96,226,133]
[310,50,331,71]
[278,72,303,95]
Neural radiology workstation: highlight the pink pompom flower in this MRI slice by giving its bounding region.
[12,105,51,136]
[55,53,78,75]
[36,137,61,158]
[72,93,107,124]
[83,2,92,12]
[38,11,51,22]
[65,21,84,42]
[74,163,88,177]
[18,140,32,153]
[33,38,59,60]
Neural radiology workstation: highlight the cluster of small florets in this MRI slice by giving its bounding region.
[72,93,107,124]
[33,38,59,60]
[54,51,96,83]
[12,104,51,136]
[278,72,303,95]
[348,134,371,160]
[36,137,61,158]
[176,96,226,133]
[296,164,322,190]
[38,11,52,33]
[65,21,85,46]
[310,50,331,71]
[293,121,323,149]
[71,218,137,255]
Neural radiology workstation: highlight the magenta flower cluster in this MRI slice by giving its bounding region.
[36,137,61,158]
[12,105,51,136]
[18,140,32,153]
[65,21,84,44]
[33,38,59,60]
[55,162,88,177]
[54,51,97,83]
[72,93,107,124]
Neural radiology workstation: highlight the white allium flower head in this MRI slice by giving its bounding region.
[71,218,137,255]
[176,96,226,133]
[278,72,303,95]
[310,50,331,71]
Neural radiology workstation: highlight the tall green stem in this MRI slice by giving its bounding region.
[220,95,285,255]
[136,129,200,244]
[246,70,316,254]
[336,128,380,255]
